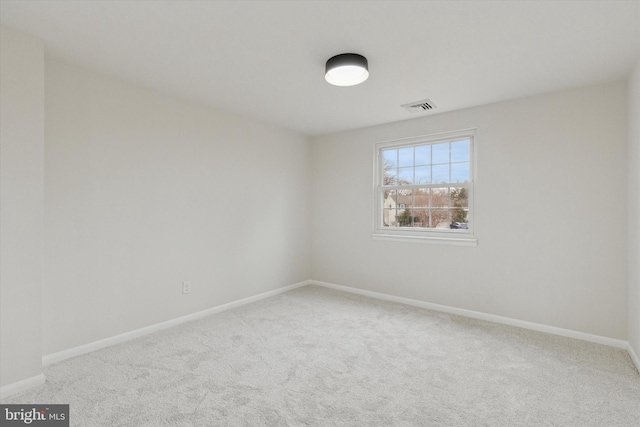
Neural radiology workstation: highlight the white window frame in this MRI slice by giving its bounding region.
[373,129,477,246]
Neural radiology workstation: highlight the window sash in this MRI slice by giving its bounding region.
[377,184,472,230]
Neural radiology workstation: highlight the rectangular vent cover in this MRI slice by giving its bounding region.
[401,99,437,113]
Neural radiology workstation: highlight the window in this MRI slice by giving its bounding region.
[374,129,476,245]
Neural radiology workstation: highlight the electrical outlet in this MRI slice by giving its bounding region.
[182,281,192,295]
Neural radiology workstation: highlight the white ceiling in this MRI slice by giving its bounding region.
[1,0,639,137]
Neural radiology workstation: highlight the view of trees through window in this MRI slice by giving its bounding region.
[380,138,471,230]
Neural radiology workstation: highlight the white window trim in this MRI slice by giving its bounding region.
[372,128,478,246]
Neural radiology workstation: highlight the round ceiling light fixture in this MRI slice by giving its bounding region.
[325,53,369,86]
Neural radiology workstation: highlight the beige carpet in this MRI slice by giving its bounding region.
[3,285,639,426]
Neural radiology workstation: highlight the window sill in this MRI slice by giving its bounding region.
[372,232,478,247]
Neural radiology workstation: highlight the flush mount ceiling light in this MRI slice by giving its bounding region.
[325,53,369,86]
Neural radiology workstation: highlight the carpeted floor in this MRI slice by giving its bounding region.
[3,285,640,426]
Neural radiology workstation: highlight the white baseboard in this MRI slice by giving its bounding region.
[0,373,46,400]
[311,280,629,350]
[9,278,635,399]
[43,280,311,366]
[629,343,640,374]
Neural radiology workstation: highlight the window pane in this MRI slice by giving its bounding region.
[432,164,449,183]
[383,169,397,185]
[383,208,397,227]
[397,208,413,227]
[450,162,470,183]
[432,142,449,164]
[430,209,449,228]
[432,188,449,208]
[396,189,413,227]
[414,166,431,184]
[450,208,468,225]
[382,149,398,167]
[398,147,413,167]
[383,189,397,207]
[450,187,468,208]
[382,189,397,227]
[451,139,470,162]
[414,188,429,208]
[413,209,429,228]
[415,145,430,165]
[450,186,468,226]
[398,167,413,185]
[396,189,413,209]
[382,149,398,185]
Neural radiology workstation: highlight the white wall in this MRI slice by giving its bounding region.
[629,58,640,358]
[311,81,629,340]
[43,59,311,355]
[0,27,45,387]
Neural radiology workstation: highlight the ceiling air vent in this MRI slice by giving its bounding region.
[401,99,437,113]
